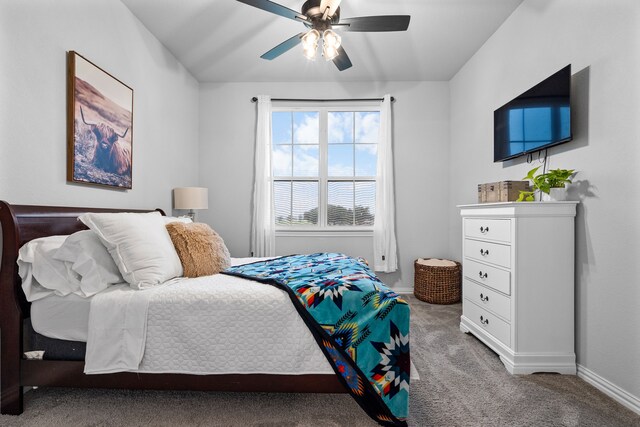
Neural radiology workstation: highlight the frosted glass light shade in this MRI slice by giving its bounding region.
[323,43,338,61]
[302,29,320,60]
[302,29,320,48]
[323,29,341,49]
[173,187,208,210]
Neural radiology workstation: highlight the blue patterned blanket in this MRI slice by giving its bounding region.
[223,253,410,426]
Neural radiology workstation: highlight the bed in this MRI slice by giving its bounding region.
[0,201,409,426]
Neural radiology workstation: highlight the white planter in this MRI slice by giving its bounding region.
[549,187,568,201]
[539,188,567,201]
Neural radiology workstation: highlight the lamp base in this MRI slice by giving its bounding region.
[178,210,197,222]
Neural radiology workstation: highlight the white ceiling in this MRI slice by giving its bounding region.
[121,0,523,82]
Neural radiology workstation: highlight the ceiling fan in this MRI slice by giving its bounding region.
[236,0,410,71]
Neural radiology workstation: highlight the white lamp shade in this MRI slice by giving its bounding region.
[173,187,208,210]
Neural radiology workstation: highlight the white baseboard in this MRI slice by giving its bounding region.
[393,286,413,294]
[577,364,640,415]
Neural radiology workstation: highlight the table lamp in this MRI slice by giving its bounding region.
[173,187,208,222]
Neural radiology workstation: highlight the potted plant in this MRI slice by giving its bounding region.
[517,166,576,202]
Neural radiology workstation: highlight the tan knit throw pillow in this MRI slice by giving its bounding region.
[165,222,230,278]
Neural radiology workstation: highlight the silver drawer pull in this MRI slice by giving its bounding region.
[478,271,488,279]
[480,226,489,234]
[480,248,489,256]
[480,293,489,302]
[480,315,489,325]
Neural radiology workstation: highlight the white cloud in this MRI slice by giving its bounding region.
[293,145,319,176]
[356,143,377,156]
[272,146,292,176]
[293,113,319,143]
[355,112,380,143]
[328,112,353,143]
[329,164,354,177]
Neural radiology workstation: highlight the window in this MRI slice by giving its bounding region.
[272,107,380,230]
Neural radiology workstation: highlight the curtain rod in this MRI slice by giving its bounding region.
[250,96,395,103]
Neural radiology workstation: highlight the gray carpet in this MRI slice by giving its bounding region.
[1,296,639,426]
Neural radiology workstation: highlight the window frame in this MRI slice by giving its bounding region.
[271,103,381,234]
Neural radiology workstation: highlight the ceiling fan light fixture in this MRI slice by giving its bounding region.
[322,43,339,61]
[304,45,318,60]
[237,0,411,71]
[322,29,341,49]
[301,29,320,60]
[301,29,320,48]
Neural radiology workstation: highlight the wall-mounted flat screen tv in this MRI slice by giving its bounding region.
[494,65,572,162]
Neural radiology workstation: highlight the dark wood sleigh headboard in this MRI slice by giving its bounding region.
[0,201,344,416]
[0,201,163,414]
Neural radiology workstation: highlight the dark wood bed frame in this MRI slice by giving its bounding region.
[0,201,345,415]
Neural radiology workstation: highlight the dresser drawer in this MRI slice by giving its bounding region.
[464,218,511,243]
[463,258,511,295]
[463,278,511,321]
[464,238,511,268]
[463,299,511,347]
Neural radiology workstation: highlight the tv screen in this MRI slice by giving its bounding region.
[494,65,572,162]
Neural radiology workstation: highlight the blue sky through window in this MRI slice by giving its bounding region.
[272,112,291,144]
[329,112,354,143]
[327,111,380,179]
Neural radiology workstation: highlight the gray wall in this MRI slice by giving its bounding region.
[0,0,200,213]
[448,0,640,403]
[199,81,450,290]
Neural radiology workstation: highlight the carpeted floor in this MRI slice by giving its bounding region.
[1,296,639,426]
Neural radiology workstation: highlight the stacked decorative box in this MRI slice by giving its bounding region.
[477,181,530,203]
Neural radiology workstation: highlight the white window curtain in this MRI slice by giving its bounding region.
[373,94,398,272]
[250,95,275,257]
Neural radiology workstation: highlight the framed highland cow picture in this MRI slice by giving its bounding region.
[67,51,133,189]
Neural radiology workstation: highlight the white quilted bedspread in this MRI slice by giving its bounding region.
[84,260,333,375]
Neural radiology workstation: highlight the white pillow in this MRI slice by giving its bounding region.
[78,211,183,289]
[162,216,193,224]
[54,230,125,297]
[18,235,76,301]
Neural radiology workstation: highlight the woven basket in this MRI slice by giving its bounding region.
[414,259,461,304]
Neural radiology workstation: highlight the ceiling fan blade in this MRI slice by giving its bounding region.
[320,0,341,19]
[260,32,306,60]
[336,15,410,32]
[332,46,352,71]
[236,0,308,22]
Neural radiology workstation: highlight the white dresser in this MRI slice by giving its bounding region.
[458,202,578,374]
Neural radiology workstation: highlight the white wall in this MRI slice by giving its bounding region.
[0,0,200,213]
[449,0,640,406]
[199,81,450,290]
